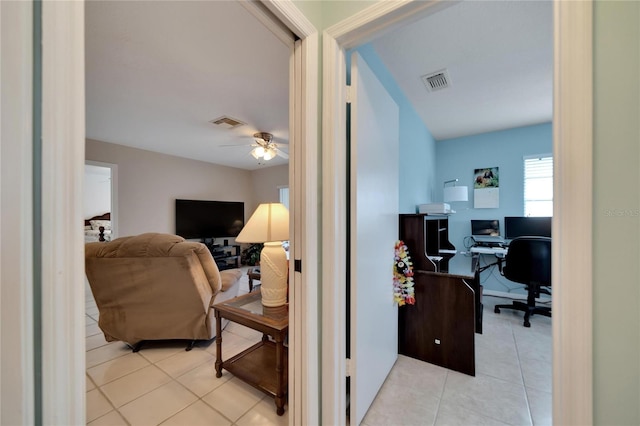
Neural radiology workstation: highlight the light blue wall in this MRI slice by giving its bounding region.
[352,44,437,213]
[436,123,552,293]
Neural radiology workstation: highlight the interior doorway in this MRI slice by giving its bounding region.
[84,161,116,239]
[322,1,594,425]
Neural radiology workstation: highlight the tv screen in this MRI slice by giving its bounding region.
[175,199,244,240]
[505,216,552,239]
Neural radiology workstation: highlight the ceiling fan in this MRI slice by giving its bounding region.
[220,132,289,162]
[250,132,289,161]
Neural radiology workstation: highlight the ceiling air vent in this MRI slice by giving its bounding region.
[209,116,246,129]
[421,69,451,92]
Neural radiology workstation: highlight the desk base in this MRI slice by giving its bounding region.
[399,271,476,376]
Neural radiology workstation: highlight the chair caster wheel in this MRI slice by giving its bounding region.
[524,321,531,328]
[494,306,500,314]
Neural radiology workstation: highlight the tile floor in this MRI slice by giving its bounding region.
[85,267,285,426]
[87,269,551,426]
[361,295,552,426]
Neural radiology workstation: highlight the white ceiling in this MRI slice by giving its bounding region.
[85,1,291,171]
[371,0,553,141]
[85,1,553,170]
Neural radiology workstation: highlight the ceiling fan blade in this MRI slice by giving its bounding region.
[275,148,289,159]
[218,143,258,148]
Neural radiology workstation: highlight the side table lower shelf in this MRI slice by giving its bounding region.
[219,340,288,405]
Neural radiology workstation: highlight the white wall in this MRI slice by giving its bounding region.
[250,164,289,213]
[86,139,254,237]
[86,139,289,237]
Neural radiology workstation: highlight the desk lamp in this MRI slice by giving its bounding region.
[443,179,469,202]
[236,203,289,307]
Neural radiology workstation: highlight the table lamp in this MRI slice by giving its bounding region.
[235,203,289,307]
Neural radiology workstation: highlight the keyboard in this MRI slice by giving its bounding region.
[470,246,508,256]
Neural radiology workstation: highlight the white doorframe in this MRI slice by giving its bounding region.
[85,160,118,239]
[0,1,36,424]
[37,0,319,423]
[321,1,593,425]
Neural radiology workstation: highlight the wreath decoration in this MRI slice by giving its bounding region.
[393,240,415,306]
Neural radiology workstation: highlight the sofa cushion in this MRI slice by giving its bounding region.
[220,268,242,292]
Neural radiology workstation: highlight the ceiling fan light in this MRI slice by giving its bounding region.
[263,148,275,161]
[250,147,262,159]
[254,146,265,157]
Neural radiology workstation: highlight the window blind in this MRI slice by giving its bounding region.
[524,155,553,217]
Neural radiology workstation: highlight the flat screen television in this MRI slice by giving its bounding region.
[175,199,244,240]
[504,216,552,239]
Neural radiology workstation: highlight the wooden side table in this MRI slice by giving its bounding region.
[247,268,261,292]
[213,291,288,415]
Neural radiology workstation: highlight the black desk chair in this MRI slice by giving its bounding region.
[494,236,551,327]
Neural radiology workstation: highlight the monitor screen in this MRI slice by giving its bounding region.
[471,219,500,236]
[504,216,552,239]
[175,199,244,240]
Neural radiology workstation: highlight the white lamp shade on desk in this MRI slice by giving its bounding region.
[236,203,289,307]
[443,185,469,202]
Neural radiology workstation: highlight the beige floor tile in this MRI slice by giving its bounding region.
[206,330,258,358]
[86,322,103,338]
[87,410,128,426]
[520,357,552,393]
[361,382,439,426]
[475,336,523,385]
[137,341,189,364]
[441,371,532,426]
[86,389,113,423]
[86,333,110,352]
[225,321,264,341]
[86,374,96,392]
[86,315,97,326]
[526,387,552,426]
[434,399,511,426]
[176,359,232,397]
[155,348,215,378]
[160,400,232,426]
[235,397,288,426]
[383,355,448,400]
[87,352,151,386]
[86,341,131,368]
[100,365,173,407]
[201,377,265,422]
[118,381,198,426]
[86,305,100,317]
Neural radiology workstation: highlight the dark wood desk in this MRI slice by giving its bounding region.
[398,253,480,376]
[213,291,288,415]
[398,214,483,376]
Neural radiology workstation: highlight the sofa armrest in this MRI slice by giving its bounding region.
[220,268,242,292]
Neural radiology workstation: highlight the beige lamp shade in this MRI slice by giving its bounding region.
[235,203,289,307]
[236,203,289,243]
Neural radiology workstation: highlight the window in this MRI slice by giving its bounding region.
[279,186,289,210]
[524,155,553,217]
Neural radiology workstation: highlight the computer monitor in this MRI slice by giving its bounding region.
[471,219,500,236]
[504,216,552,239]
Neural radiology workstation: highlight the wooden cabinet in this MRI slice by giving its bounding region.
[398,214,482,376]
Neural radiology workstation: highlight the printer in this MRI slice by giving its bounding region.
[417,203,455,215]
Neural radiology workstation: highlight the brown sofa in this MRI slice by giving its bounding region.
[85,233,242,350]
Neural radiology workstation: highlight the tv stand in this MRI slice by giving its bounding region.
[208,244,241,270]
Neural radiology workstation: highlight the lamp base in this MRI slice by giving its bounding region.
[259,242,288,307]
